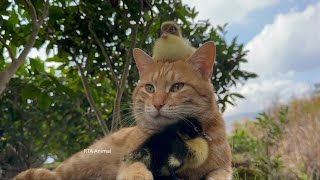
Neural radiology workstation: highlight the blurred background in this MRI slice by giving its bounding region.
[0,0,319,179]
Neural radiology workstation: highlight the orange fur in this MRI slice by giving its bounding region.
[14,42,232,180]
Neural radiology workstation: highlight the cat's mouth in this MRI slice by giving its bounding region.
[149,109,170,119]
[154,114,170,119]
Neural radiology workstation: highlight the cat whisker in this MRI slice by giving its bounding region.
[120,113,145,127]
[168,110,222,130]
[115,112,140,128]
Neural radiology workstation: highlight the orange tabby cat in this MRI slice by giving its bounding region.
[14,42,232,180]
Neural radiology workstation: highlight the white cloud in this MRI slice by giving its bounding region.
[244,2,320,76]
[224,2,320,116]
[225,78,312,116]
[183,0,279,25]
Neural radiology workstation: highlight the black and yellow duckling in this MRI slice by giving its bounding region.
[123,117,210,180]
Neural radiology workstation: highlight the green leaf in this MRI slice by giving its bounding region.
[9,41,17,58]
[40,79,53,87]
[30,58,45,73]
[0,0,11,12]
[0,15,3,27]
[231,93,245,99]
[8,10,19,26]
[47,56,67,63]
[47,74,61,86]
[38,93,51,110]
[21,85,40,100]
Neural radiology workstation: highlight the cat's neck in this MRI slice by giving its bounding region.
[136,125,160,134]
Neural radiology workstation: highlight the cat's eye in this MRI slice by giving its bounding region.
[170,83,184,92]
[145,84,155,93]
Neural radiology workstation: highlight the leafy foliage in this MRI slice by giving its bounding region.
[231,95,320,180]
[0,63,101,176]
[0,0,256,177]
[230,108,295,180]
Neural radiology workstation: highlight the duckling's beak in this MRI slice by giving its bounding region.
[202,133,212,141]
[161,32,169,39]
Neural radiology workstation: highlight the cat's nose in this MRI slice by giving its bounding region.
[154,104,165,112]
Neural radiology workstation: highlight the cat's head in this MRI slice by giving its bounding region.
[132,42,217,130]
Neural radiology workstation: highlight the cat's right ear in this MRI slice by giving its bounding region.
[133,48,153,77]
[186,41,216,80]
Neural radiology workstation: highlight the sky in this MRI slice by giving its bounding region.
[183,0,320,118]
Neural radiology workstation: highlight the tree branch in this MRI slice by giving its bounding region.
[111,0,143,132]
[38,0,49,25]
[88,19,119,87]
[0,0,49,94]
[74,60,110,135]
[139,0,154,47]
[0,36,16,61]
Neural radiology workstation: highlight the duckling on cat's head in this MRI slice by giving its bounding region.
[152,21,195,63]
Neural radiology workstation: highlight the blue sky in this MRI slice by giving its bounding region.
[225,0,319,43]
[183,0,320,117]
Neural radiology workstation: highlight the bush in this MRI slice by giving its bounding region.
[230,95,320,179]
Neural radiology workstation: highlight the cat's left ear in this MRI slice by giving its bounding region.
[133,48,153,77]
[187,41,216,79]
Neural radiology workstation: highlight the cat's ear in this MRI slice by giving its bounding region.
[187,41,216,79]
[133,48,153,77]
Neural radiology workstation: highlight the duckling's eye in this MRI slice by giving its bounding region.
[145,84,155,93]
[170,83,184,92]
[170,27,176,33]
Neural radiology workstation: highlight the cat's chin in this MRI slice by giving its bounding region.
[137,115,178,130]
[152,115,180,128]
[152,114,170,121]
